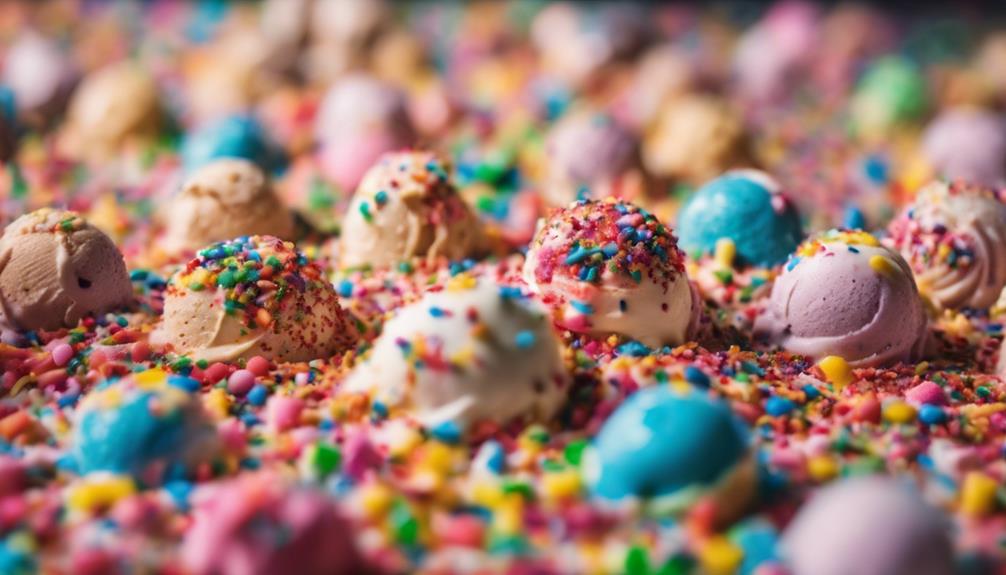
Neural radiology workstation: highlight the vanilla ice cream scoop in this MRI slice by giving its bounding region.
[338,151,482,270]
[343,277,568,430]
[62,62,163,163]
[887,180,1006,310]
[524,199,700,348]
[163,159,294,254]
[158,236,355,363]
[0,209,133,332]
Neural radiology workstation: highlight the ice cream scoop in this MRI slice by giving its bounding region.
[314,74,415,192]
[753,229,927,367]
[0,209,133,333]
[181,115,282,174]
[182,472,367,575]
[642,94,753,185]
[62,62,163,163]
[343,277,568,430]
[338,151,482,270]
[888,180,1006,310]
[921,108,1006,185]
[158,235,355,363]
[542,109,649,207]
[782,477,955,575]
[524,199,700,348]
[72,369,217,482]
[850,56,928,143]
[163,159,294,254]
[583,385,755,523]
[678,170,803,268]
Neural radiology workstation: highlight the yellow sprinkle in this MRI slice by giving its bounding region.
[883,401,917,424]
[204,388,230,419]
[98,387,124,409]
[422,443,456,474]
[818,355,853,389]
[699,536,744,575]
[961,472,998,517]
[541,469,582,502]
[714,238,736,268]
[359,483,394,519]
[807,455,839,482]
[133,368,167,389]
[446,272,478,291]
[868,254,898,278]
[493,495,524,535]
[471,480,504,508]
[67,476,136,513]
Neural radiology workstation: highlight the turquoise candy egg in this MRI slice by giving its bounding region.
[72,375,212,479]
[677,171,802,267]
[586,386,749,501]
[181,114,282,173]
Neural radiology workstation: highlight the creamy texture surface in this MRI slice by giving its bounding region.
[754,231,927,367]
[0,209,133,332]
[163,159,294,254]
[344,278,568,429]
[888,180,1006,310]
[339,151,482,269]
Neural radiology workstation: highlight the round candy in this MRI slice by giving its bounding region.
[0,209,133,332]
[642,94,752,185]
[677,170,803,268]
[314,74,415,192]
[782,477,955,575]
[182,473,366,575]
[62,62,163,163]
[163,159,294,254]
[1,29,75,123]
[72,369,216,480]
[583,386,753,518]
[524,199,699,347]
[887,180,1006,310]
[181,114,281,174]
[753,230,927,367]
[158,235,356,363]
[338,151,482,270]
[344,277,568,430]
[543,109,647,207]
[921,107,1006,185]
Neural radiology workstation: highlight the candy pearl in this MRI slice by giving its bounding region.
[227,370,256,396]
[51,343,74,367]
[246,355,271,377]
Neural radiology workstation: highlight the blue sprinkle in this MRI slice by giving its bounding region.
[429,420,462,444]
[247,384,268,406]
[428,306,448,318]
[499,286,524,300]
[802,384,821,400]
[684,366,711,387]
[515,330,536,349]
[847,246,860,253]
[765,397,796,417]
[616,341,650,357]
[371,401,388,420]
[374,190,389,205]
[565,247,596,265]
[785,256,802,271]
[168,375,200,393]
[919,404,947,425]
[338,280,354,298]
[570,300,594,314]
[601,243,619,257]
[477,440,506,474]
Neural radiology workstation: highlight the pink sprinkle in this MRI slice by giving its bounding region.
[51,343,73,367]
[267,396,304,432]
[905,381,946,406]
[246,355,271,377]
[203,363,230,385]
[130,341,150,362]
[227,370,256,396]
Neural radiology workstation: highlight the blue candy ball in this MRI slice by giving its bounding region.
[181,115,281,173]
[72,375,211,478]
[586,386,749,501]
[677,171,803,267]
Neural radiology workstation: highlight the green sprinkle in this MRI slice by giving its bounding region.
[359,201,373,222]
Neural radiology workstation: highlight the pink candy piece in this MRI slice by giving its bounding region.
[905,381,947,406]
[246,356,271,377]
[267,396,304,432]
[51,343,74,367]
[227,370,256,396]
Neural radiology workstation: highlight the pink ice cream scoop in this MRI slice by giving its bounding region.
[922,107,1006,186]
[782,476,954,575]
[182,473,368,575]
[753,230,927,367]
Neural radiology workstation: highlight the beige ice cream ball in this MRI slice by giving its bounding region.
[343,276,569,429]
[163,159,294,254]
[642,94,754,185]
[158,235,355,363]
[338,150,483,270]
[62,62,163,163]
[0,209,133,332]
